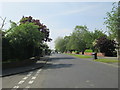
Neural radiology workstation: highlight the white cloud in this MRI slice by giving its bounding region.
[48,4,99,17]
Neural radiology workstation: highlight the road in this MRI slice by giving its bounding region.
[2,54,118,88]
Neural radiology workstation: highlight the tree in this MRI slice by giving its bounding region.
[55,37,66,53]
[3,23,44,60]
[104,2,120,59]
[20,16,52,42]
[104,3,118,39]
[91,29,107,51]
[95,36,116,56]
[66,32,86,53]
[2,16,52,61]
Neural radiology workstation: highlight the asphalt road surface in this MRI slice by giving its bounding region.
[2,54,118,88]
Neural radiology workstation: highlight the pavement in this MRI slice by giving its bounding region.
[2,54,118,88]
[1,56,49,77]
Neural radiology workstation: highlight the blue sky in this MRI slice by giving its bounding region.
[1,2,114,49]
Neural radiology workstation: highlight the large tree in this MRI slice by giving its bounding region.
[3,23,44,60]
[66,25,88,54]
[104,2,120,59]
[20,16,52,42]
[55,37,66,53]
[2,16,52,61]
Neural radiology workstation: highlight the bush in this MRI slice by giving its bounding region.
[85,49,93,53]
[2,23,44,61]
[95,36,116,56]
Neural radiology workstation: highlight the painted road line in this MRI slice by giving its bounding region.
[23,77,28,80]
[86,80,90,83]
[18,80,25,84]
[28,80,34,84]
[13,86,19,88]
[38,69,42,72]
[29,72,33,74]
[36,69,42,73]
[31,77,36,80]
[27,73,32,77]
[36,71,40,74]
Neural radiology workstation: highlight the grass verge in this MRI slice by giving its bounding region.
[94,59,119,63]
[65,53,92,58]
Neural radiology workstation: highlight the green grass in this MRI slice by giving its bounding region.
[66,53,92,58]
[85,49,93,53]
[94,59,119,63]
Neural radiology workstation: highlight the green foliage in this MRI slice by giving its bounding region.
[2,16,51,61]
[94,59,119,63]
[94,36,116,56]
[85,49,93,53]
[104,2,119,40]
[55,25,107,54]
[66,25,89,52]
[55,37,67,53]
[66,53,92,58]
[3,23,44,60]
[20,16,52,42]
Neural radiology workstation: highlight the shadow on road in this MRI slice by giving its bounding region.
[50,57,76,61]
[43,63,73,69]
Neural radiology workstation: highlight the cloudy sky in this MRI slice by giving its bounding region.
[0,1,117,49]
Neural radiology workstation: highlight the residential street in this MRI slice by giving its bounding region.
[2,54,118,88]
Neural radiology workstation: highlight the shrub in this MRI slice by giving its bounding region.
[95,36,116,56]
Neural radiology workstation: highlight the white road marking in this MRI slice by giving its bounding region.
[23,77,28,80]
[32,77,36,79]
[86,80,90,83]
[29,71,33,74]
[38,69,42,72]
[36,71,40,74]
[27,73,32,77]
[13,86,19,88]
[28,80,34,84]
[18,80,25,84]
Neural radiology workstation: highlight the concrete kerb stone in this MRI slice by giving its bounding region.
[1,56,49,77]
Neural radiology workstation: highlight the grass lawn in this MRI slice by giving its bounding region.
[94,59,120,63]
[66,53,92,58]
[85,49,93,53]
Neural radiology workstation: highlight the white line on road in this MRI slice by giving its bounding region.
[28,80,34,84]
[18,80,25,84]
[29,71,33,74]
[13,86,19,88]
[38,69,42,72]
[27,73,32,77]
[36,71,40,74]
[31,77,36,79]
[86,80,90,83]
[36,69,42,74]
[23,77,28,80]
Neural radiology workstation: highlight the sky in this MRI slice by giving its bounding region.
[0,1,117,49]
